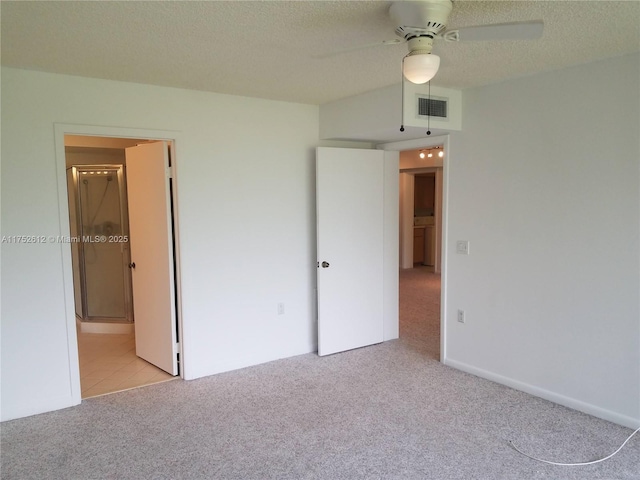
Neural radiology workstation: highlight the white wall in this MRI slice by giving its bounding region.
[1,68,320,420]
[320,82,462,143]
[444,53,640,427]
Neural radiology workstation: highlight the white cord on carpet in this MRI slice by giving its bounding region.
[509,426,640,466]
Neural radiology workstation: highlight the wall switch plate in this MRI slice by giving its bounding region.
[277,303,285,315]
[456,240,470,255]
[457,309,465,323]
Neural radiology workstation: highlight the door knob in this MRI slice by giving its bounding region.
[129,262,136,269]
[321,261,330,268]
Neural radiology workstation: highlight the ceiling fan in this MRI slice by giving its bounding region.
[380,0,544,84]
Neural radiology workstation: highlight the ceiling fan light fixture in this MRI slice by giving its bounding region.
[403,52,440,84]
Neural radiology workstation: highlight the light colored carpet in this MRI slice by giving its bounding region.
[1,268,638,479]
[399,265,441,360]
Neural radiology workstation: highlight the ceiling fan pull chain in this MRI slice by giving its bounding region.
[426,80,431,135]
[400,57,405,132]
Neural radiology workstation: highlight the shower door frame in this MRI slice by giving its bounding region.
[70,164,134,323]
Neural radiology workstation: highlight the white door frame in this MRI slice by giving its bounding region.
[54,124,185,403]
[377,134,449,363]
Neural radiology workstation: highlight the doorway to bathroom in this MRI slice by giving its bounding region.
[64,134,181,398]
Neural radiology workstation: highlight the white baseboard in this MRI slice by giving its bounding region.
[443,357,640,429]
[76,317,134,334]
[183,342,317,381]
[1,394,81,422]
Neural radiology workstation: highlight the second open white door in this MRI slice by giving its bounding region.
[316,147,385,356]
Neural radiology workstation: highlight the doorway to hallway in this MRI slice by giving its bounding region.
[391,139,447,362]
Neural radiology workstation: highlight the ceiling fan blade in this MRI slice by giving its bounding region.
[446,20,543,42]
[313,38,404,59]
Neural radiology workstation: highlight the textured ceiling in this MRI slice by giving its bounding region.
[2,1,639,105]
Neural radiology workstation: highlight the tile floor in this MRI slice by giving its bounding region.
[77,328,176,398]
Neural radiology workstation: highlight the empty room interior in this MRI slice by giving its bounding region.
[1,1,639,478]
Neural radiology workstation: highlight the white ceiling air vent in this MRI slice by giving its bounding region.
[417,95,448,119]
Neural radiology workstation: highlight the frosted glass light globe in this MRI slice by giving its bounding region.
[403,54,440,84]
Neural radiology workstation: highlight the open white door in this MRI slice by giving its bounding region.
[125,141,178,375]
[316,147,384,356]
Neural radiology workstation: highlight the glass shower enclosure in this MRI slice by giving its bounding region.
[67,165,133,323]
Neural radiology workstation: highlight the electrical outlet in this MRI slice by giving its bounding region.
[277,303,285,315]
[457,309,465,323]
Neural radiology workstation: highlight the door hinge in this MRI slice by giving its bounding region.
[166,166,173,179]
[173,342,180,354]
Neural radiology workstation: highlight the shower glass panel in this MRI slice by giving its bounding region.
[68,165,133,322]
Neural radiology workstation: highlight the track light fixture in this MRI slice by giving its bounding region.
[417,146,445,160]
